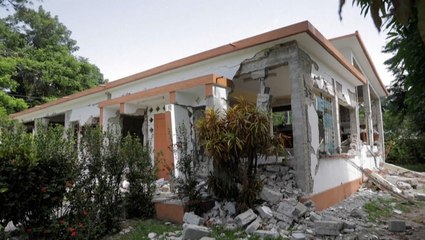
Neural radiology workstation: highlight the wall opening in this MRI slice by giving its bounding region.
[272,105,293,148]
[121,115,144,142]
[46,114,65,127]
[339,105,351,153]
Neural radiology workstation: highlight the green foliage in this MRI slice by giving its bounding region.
[197,98,285,209]
[363,197,411,222]
[121,134,156,219]
[173,124,201,213]
[0,6,105,114]
[114,219,180,240]
[0,121,78,239]
[0,121,156,239]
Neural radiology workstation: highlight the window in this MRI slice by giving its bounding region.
[272,105,293,148]
[317,95,335,155]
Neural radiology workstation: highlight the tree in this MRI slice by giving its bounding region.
[0,5,105,114]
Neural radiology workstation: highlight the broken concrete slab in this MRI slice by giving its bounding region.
[182,224,211,240]
[293,202,308,218]
[245,218,260,234]
[308,212,322,222]
[183,212,204,225]
[414,192,425,201]
[235,209,257,227]
[388,219,406,232]
[396,181,412,190]
[253,229,280,239]
[274,211,293,224]
[314,220,343,236]
[276,201,296,217]
[260,187,282,204]
[291,232,306,240]
[256,205,273,219]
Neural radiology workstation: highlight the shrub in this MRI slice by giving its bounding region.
[0,121,78,239]
[173,124,201,213]
[196,98,285,210]
[121,134,156,218]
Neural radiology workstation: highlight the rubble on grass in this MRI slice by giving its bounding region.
[148,163,425,239]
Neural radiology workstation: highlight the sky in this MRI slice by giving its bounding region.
[28,0,392,86]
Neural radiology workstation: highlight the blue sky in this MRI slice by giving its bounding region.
[33,0,392,85]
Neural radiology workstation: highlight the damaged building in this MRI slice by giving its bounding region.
[11,21,387,210]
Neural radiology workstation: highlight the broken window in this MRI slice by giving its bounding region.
[316,95,335,155]
[272,105,293,148]
[339,105,351,153]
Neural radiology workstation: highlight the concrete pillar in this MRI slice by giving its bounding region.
[205,85,229,112]
[289,50,313,193]
[332,79,341,153]
[362,85,374,146]
[374,97,385,161]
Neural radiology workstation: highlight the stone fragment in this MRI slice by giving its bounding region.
[343,221,356,230]
[235,209,257,227]
[200,237,216,240]
[266,165,280,172]
[260,187,282,204]
[274,212,293,224]
[276,201,295,217]
[223,201,236,216]
[245,218,261,234]
[309,212,321,222]
[183,212,204,225]
[182,224,211,240]
[314,220,343,236]
[415,192,425,201]
[388,219,406,232]
[253,229,280,239]
[293,202,308,218]
[291,232,306,240]
[148,232,157,239]
[277,221,289,230]
[256,205,273,219]
[350,208,366,219]
[396,181,412,190]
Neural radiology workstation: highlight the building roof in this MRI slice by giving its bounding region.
[11,20,386,119]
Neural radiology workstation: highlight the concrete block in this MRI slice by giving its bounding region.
[388,219,406,232]
[183,212,204,225]
[235,209,257,227]
[253,229,280,239]
[200,237,216,240]
[245,218,260,234]
[415,192,425,201]
[266,165,280,172]
[293,202,308,218]
[309,212,321,222]
[274,212,293,224]
[314,220,343,236]
[276,201,295,217]
[223,201,236,216]
[343,220,356,230]
[396,181,412,190]
[182,224,211,240]
[256,205,273,219]
[291,232,306,240]
[260,187,282,204]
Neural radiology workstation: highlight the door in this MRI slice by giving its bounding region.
[154,112,173,180]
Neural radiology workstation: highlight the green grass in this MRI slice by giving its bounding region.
[363,197,413,222]
[113,219,181,240]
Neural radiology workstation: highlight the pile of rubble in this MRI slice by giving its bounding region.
[151,163,425,239]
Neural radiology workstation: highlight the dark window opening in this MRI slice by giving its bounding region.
[24,121,35,133]
[339,105,351,153]
[272,105,293,148]
[121,115,144,142]
[317,95,334,155]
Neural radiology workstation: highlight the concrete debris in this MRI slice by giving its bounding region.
[166,163,425,240]
[253,229,280,239]
[235,209,257,227]
[183,212,204,225]
[181,224,211,240]
[387,219,406,232]
[414,192,425,201]
[245,217,261,233]
[314,220,343,236]
[291,231,306,240]
[148,232,157,239]
[256,205,273,219]
[259,187,282,204]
